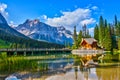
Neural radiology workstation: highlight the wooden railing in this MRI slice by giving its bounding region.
[0,48,72,52]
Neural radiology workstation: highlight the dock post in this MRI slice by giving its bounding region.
[24,51,26,56]
[14,51,17,56]
[32,51,34,56]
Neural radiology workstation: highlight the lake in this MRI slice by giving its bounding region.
[1,53,120,80]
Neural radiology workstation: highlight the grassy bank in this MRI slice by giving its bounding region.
[98,62,120,67]
[97,53,120,65]
[0,53,49,74]
[0,53,72,74]
[0,56,38,73]
[0,39,10,48]
[113,49,120,54]
[116,50,120,53]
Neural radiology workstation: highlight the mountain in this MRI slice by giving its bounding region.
[0,13,27,39]
[15,19,73,45]
[0,13,64,48]
[0,13,7,24]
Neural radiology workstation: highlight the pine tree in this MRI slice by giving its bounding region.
[73,26,77,49]
[94,24,99,41]
[105,19,107,28]
[102,19,108,47]
[114,15,120,36]
[99,16,105,47]
[86,29,91,38]
[110,24,115,35]
[104,26,112,51]
[115,15,118,27]
[77,30,82,48]
[117,22,120,36]
[108,24,112,35]
[82,24,87,37]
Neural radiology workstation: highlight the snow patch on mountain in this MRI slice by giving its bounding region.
[15,19,73,45]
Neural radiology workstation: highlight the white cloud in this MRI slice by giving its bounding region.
[44,8,96,31]
[80,18,96,26]
[0,3,7,12]
[10,21,13,24]
[89,27,94,33]
[9,21,18,27]
[91,6,98,10]
[40,15,48,22]
[41,15,47,20]
[0,3,8,18]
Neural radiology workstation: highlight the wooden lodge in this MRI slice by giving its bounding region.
[80,38,98,50]
[72,38,103,56]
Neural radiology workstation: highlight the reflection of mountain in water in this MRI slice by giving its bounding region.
[49,58,73,69]
[38,58,74,70]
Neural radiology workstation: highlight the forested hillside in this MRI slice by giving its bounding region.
[0,29,64,48]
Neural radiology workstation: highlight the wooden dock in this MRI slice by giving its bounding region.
[72,49,104,56]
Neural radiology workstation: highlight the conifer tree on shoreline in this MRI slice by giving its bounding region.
[94,15,120,51]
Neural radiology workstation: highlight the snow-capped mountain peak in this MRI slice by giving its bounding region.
[15,19,73,45]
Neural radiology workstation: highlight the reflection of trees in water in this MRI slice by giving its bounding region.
[80,67,90,80]
[74,65,91,80]
[73,55,81,66]
[73,55,90,80]
[74,67,78,80]
[96,67,120,80]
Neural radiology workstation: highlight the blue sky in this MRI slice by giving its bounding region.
[0,0,120,33]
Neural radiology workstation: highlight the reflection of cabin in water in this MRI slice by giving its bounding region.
[80,38,98,50]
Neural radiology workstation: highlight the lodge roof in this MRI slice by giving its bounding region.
[82,38,97,44]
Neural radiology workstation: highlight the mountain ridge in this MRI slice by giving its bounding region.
[0,13,64,48]
[15,19,73,45]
